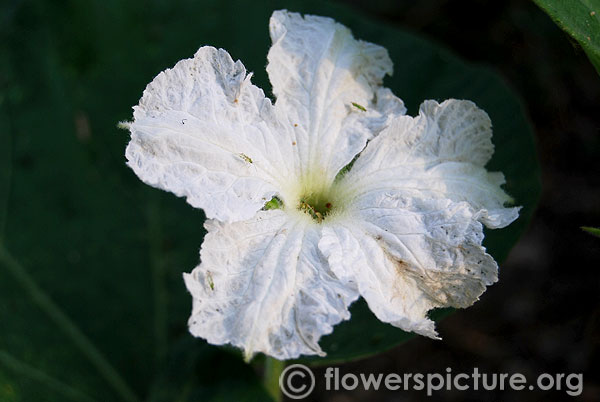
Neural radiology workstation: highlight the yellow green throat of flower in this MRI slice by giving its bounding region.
[267,168,356,224]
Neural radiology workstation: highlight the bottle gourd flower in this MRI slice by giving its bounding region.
[123,10,519,360]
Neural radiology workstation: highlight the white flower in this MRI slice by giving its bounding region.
[124,10,519,360]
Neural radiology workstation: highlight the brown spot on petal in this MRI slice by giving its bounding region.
[394,259,411,272]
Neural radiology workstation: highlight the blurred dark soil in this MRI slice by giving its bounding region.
[304,1,600,401]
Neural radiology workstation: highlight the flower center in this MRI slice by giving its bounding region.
[275,167,355,224]
[284,168,354,224]
[298,194,333,223]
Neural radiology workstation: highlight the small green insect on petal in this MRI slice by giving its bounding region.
[206,271,215,290]
[238,153,253,163]
[263,196,283,210]
[351,102,367,112]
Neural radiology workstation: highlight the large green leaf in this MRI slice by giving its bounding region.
[0,0,540,398]
[533,0,600,74]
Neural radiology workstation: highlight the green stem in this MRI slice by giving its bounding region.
[263,357,285,402]
[0,244,141,402]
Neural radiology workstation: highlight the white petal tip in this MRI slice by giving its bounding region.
[117,121,131,130]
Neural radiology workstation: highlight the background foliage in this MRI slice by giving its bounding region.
[9,0,600,400]
[533,0,600,74]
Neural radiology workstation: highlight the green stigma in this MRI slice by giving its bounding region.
[298,195,333,223]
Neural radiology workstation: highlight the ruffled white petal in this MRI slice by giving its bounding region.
[125,46,298,222]
[321,194,498,338]
[183,211,358,359]
[341,99,519,228]
[267,10,405,181]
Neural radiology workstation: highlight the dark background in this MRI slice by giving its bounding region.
[1,0,599,401]
[307,0,600,401]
